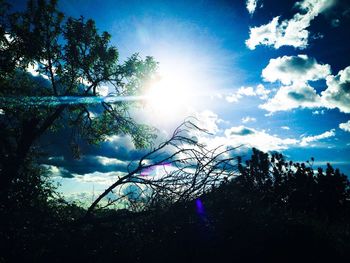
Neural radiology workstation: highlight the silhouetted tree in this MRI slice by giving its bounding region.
[0,0,156,198]
[85,120,239,219]
[238,148,350,218]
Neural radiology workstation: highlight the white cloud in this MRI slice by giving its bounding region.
[223,126,298,152]
[96,156,127,166]
[73,171,122,185]
[226,86,255,102]
[26,60,58,80]
[262,55,331,85]
[255,84,271,100]
[226,86,256,102]
[312,110,325,115]
[224,126,335,150]
[188,114,337,153]
[339,120,350,132]
[239,86,256,96]
[246,0,258,15]
[226,84,271,103]
[195,125,297,152]
[1,33,13,49]
[96,85,109,96]
[106,134,136,149]
[43,164,71,178]
[77,76,92,86]
[242,116,257,123]
[261,65,350,114]
[193,110,222,134]
[259,82,322,113]
[321,66,350,113]
[300,129,335,146]
[26,62,40,77]
[246,16,280,50]
[246,0,334,49]
[258,56,350,114]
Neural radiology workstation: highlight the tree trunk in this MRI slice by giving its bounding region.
[0,105,66,194]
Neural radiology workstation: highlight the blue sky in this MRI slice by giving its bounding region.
[11,0,350,198]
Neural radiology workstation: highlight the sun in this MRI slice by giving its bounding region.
[140,45,216,127]
[144,67,193,121]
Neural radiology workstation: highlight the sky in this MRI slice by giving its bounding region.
[10,0,350,199]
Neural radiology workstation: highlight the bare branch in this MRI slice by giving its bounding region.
[84,120,240,220]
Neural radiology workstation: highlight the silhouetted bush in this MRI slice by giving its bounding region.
[1,148,350,262]
[237,148,350,220]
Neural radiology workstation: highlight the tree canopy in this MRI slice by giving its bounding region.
[0,0,157,193]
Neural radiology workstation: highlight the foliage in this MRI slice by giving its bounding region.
[2,147,349,262]
[0,0,157,192]
[237,148,350,219]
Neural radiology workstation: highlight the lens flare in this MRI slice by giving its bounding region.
[0,95,145,107]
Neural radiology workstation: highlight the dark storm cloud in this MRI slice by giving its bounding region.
[43,155,128,175]
[40,127,149,177]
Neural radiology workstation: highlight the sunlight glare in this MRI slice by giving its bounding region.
[145,68,192,120]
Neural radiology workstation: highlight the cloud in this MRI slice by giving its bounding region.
[42,110,224,179]
[193,110,221,134]
[43,164,73,178]
[255,84,271,100]
[262,55,331,85]
[312,110,325,115]
[196,125,298,152]
[96,85,109,96]
[226,84,271,103]
[300,129,335,146]
[259,55,350,114]
[73,171,122,185]
[220,125,335,151]
[26,63,40,77]
[26,60,56,80]
[226,86,255,102]
[321,66,350,113]
[281,126,290,130]
[96,156,128,167]
[339,120,350,132]
[259,82,322,112]
[261,64,350,114]
[246,16,280,50]
[40,127,150,178]
[246,0,334,49]
[42,110,222,178]
[246,0,258,15]
[225,126,255,136]
[242,116,257,123]
[44,155,129,175]
[223,126,298,152]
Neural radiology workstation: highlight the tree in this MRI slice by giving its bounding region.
[0,0,157,195]
[237,148,350,217]
[84,120,239,219]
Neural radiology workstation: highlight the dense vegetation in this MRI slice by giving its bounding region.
[1,148,349,262]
